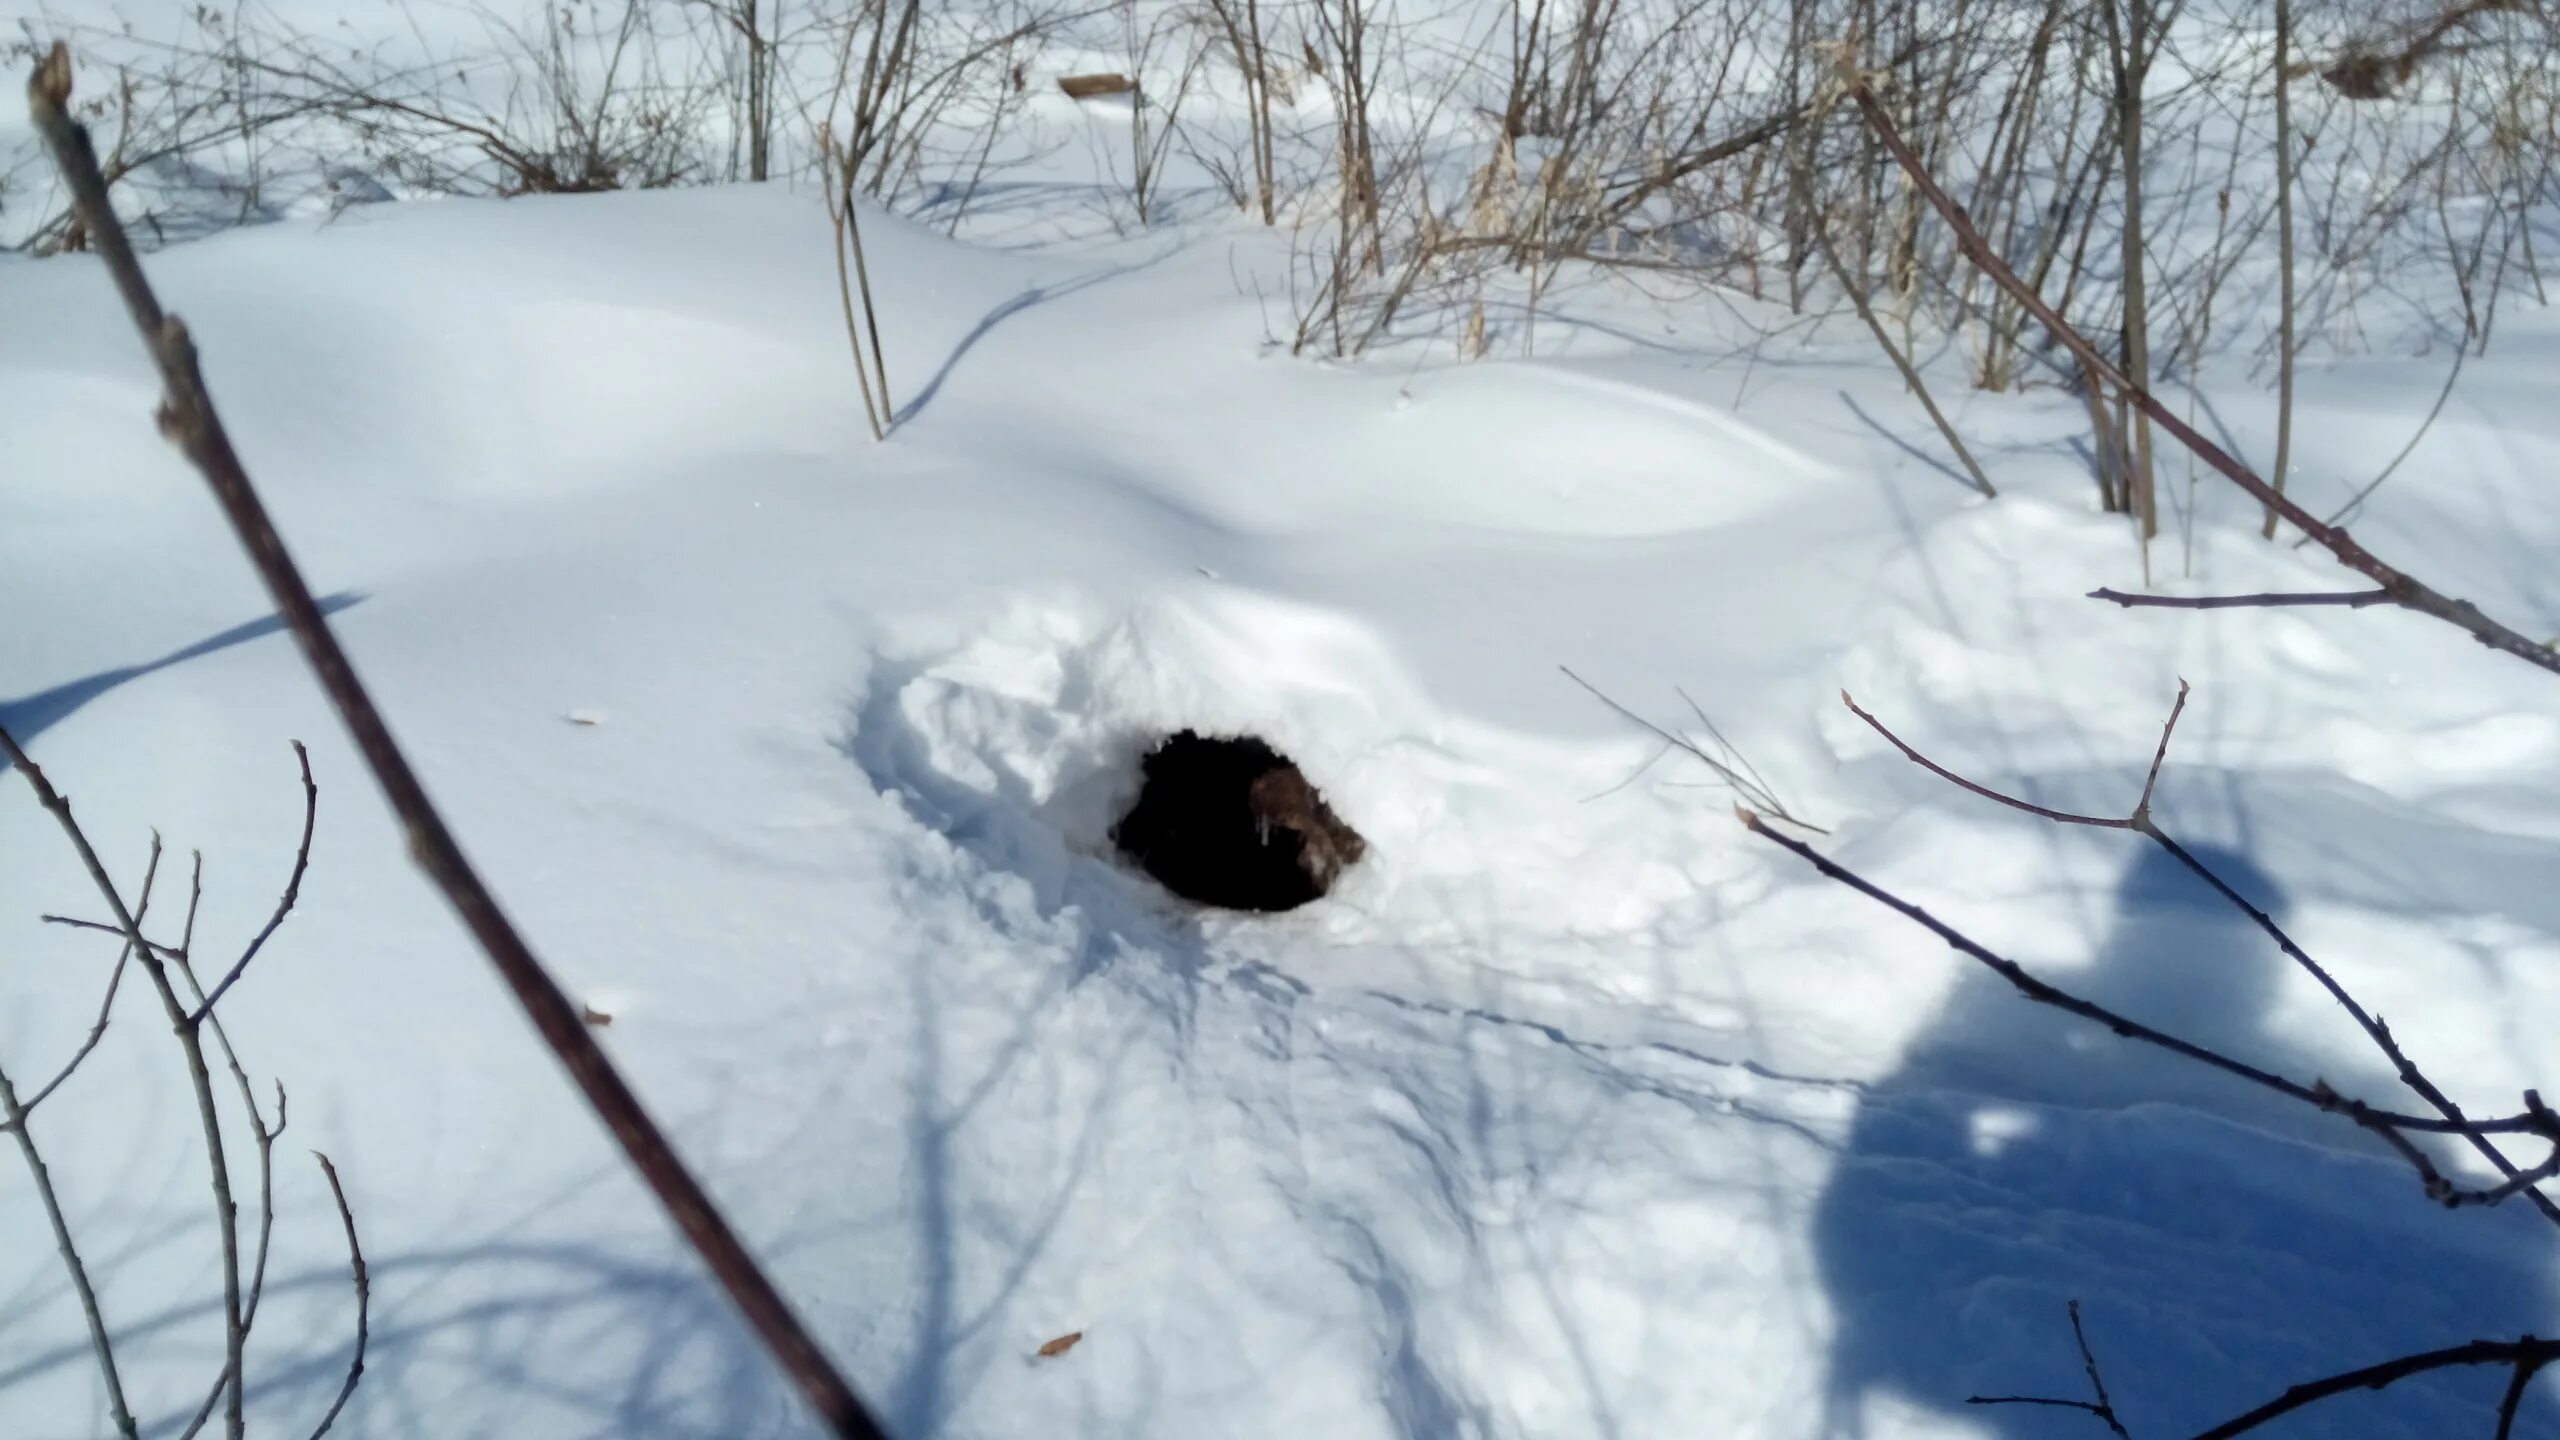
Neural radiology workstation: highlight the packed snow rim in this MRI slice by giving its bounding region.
[1112,730,1368,912]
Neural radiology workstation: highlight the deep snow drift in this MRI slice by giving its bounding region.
[6,145,2560,1440]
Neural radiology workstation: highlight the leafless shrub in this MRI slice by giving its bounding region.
[2299,0,2531,101]
[292,0,719,196]
[0,730,368,1440]
[823,125,896,439]
[1117,0,1211,226]
[1197,0,1279,221]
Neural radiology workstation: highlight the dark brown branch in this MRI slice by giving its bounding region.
[304,1152,368,1440]
[2070,1300,2131,1439]
[1842,682,2560,1223]
[1830,59,2560,679]
[1737,808,2468,1134]
[26,45,889,1440]
[1966,1394,2120,1423]
[2142,826,2560,1226]
[2190,1336,2560,1440]
[2131,682,2189,822]
[2090,588,2395,611]
[1842,690,2131,828]
[187,742,316,1024]
[1967,1301,2131,1438]
[2495,1350,2549,1440]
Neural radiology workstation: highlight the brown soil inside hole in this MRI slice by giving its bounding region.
[1111,731,1366,912]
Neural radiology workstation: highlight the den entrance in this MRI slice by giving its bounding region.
[1111,731,1366,912]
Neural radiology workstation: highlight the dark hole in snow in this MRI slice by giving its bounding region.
[1111,731,1366,912]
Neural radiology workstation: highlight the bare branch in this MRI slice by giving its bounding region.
[2089,588,2396,611]
[1838,681,2560,1223]
[303,1152,369,1440]
[1735,806,2480,1137]
[40,913,187,957]
[2130,681,2189,822]
[1841,690,2131,828]
[1966,1300,2131,1438]
[0,1054,139,1439]
[2191,1336,2560,1440]
[7,837,163,1129]
[187,741,317,1024]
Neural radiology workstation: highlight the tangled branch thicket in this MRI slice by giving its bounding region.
[7,0,2551,368]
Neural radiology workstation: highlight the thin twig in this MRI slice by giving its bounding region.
[38,914,187,957]
[2089,587,2395,611]
[2130,682,2189,822]
[1566,667,1826,832]
[1841,690,2130,828]
[0,1054,140,1439]
[169,844,292,1440]
[187,741,316,1024]
[304,1152,369,1440]
[1968,1304,2131,1433]
[7,838,163,1129]
[26,45,889,1440]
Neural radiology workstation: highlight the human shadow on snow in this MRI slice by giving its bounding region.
[1813,841,2558,1439]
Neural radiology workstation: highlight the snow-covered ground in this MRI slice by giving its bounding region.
[9,10,2560,1440]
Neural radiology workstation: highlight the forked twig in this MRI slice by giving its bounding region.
[6,837,162,1130]
[1967,1301,2131,1439]
[1829,683,2560,1224]
[1734,806,2497,1142]
[187,741,316,1023]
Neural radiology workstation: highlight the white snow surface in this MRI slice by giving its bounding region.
[8,157,2560,1440]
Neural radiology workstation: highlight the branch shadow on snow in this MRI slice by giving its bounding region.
[894,248,1182,429]
[0,593,364,773]
[1836,390,1982,495]
[0,1122,815,1440]
[1812,837,2560,1439]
